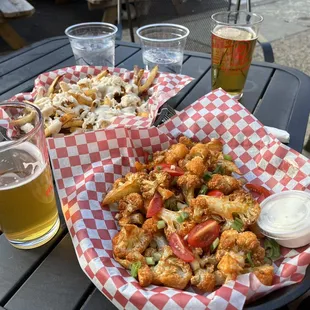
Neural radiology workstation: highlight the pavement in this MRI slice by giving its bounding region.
[1,0,309,157]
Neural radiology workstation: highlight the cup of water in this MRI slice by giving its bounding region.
[136,23,190,74]
[65,22,118,67]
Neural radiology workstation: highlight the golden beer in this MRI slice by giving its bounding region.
[0,143,59,249]
[212,26,257,97]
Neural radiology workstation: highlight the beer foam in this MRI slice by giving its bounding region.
[213,25,257,41]
[0,142,46,190]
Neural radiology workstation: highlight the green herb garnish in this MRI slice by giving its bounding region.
[246,252,254,267]
[176,212,189,223]
[130,261,141,278]
[264,238,281,260]
[199,184,208,195]
[231,217,243,232]
[203,172,213,181]
[157,220,166,229]
[146,257,155,265]
[210,237,220,253]
[223,154,233,161]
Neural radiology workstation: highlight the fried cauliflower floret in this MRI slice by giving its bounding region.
[195,189,260,229]
[142,217,159,235]
[119,213,144,226]
[151,246,192,289]
[217,159,242,175]
[102,172,147,205]
[189,143,211,159]
[141,170,171,199]
[217,252,244,282]
[251,265,274,286]
[112,224,152,259]
[179,136,195,148]
[118,193,144,218]
[206,139,223,152]
[165,143,189,164]
[115,251,153,287]
[191,269,216,292]
[185,156,207,177]
[207,174,241,195]
[177,173,202,204]
[190,195,210,223]
[158,208,195,238]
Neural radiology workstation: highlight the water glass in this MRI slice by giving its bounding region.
[65,22,118,67]
[0,102,60,249]
[211,11,263,99]
[136,23,190,74]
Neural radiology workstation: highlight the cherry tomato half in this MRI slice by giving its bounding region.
[169,232,195,262]
[207,190,224,197]
[146,191,163,218]
[154,164,184,176]
[187,220,220,248]
[245,184,271,198]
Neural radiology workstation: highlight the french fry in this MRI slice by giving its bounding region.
[137,111,149,117]
[59,113,74,124]
[133,65,140,85]
[68,92,93,106]
[62,119,83,129]
[47,75,62,96]
[11,109,36,126]
[83,89,97,100]
[137,69,144,87]
[59,81,70,92]
[101,97,112,106]
[102,180,140,205]
[138,65,158,94]
[95,69,109,80]
[90,101,97,112]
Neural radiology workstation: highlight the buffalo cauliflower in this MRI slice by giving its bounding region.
[141,170,171,199]
[151,246,192,289]
[207,174,241,195]
[112,224,152,259]
[191,268,216,292]
[164,143,189,164]
[177,173,202,204]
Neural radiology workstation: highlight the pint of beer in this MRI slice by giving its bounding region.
[0,103,59,249]
[211,11,263,99]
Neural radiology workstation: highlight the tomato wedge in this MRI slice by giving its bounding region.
[207,190,224,197]
[187,220,220,248]
[169,232,195,262]
[245,184,271,198]
[154,164,184,176]
[146,191,163,218]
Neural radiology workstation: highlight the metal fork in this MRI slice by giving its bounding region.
[153,105,177,127]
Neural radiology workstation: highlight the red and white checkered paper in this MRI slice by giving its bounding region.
[9,66,193,128]
[48,89,310,309]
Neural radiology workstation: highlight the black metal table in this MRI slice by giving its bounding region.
[0,37,310,310]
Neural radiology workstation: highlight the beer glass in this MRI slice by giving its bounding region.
[0,102,60,249]
[211,11,263,99]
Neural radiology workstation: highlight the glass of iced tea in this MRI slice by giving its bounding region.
[211,11,263,99]
[0,102,59,249]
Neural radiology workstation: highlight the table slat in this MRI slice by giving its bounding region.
[81,288,117,310]
[241,65,274,113]
[166,56,211,109]
[254,70,299,129]
[5,235,92,310]
[0,45,74,96]
[0,39,69,78]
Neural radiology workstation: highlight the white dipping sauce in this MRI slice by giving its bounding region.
[258,190,310,248]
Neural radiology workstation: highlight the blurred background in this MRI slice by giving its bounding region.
[1,0,309,157]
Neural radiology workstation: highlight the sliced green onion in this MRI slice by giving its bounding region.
[264,238,281,260]
[153,252,162,262]
[157,220,166,229]
[177,202,187,210]
[156,166,162,171]
[213,164,223,175]
[203,171,213,181]
[130,261,141,278]
[148,154,153,162]
[199,184,208,195]
[210,237,220,253]
[231,217,243,232]
[176,212,189,223]
[146,257,155,265]
[171,177,178,186]
[223,154,233,161]
[246,252,254,267]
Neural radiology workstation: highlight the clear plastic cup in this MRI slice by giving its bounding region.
[136,23,190,74]
[65,22,118,67]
